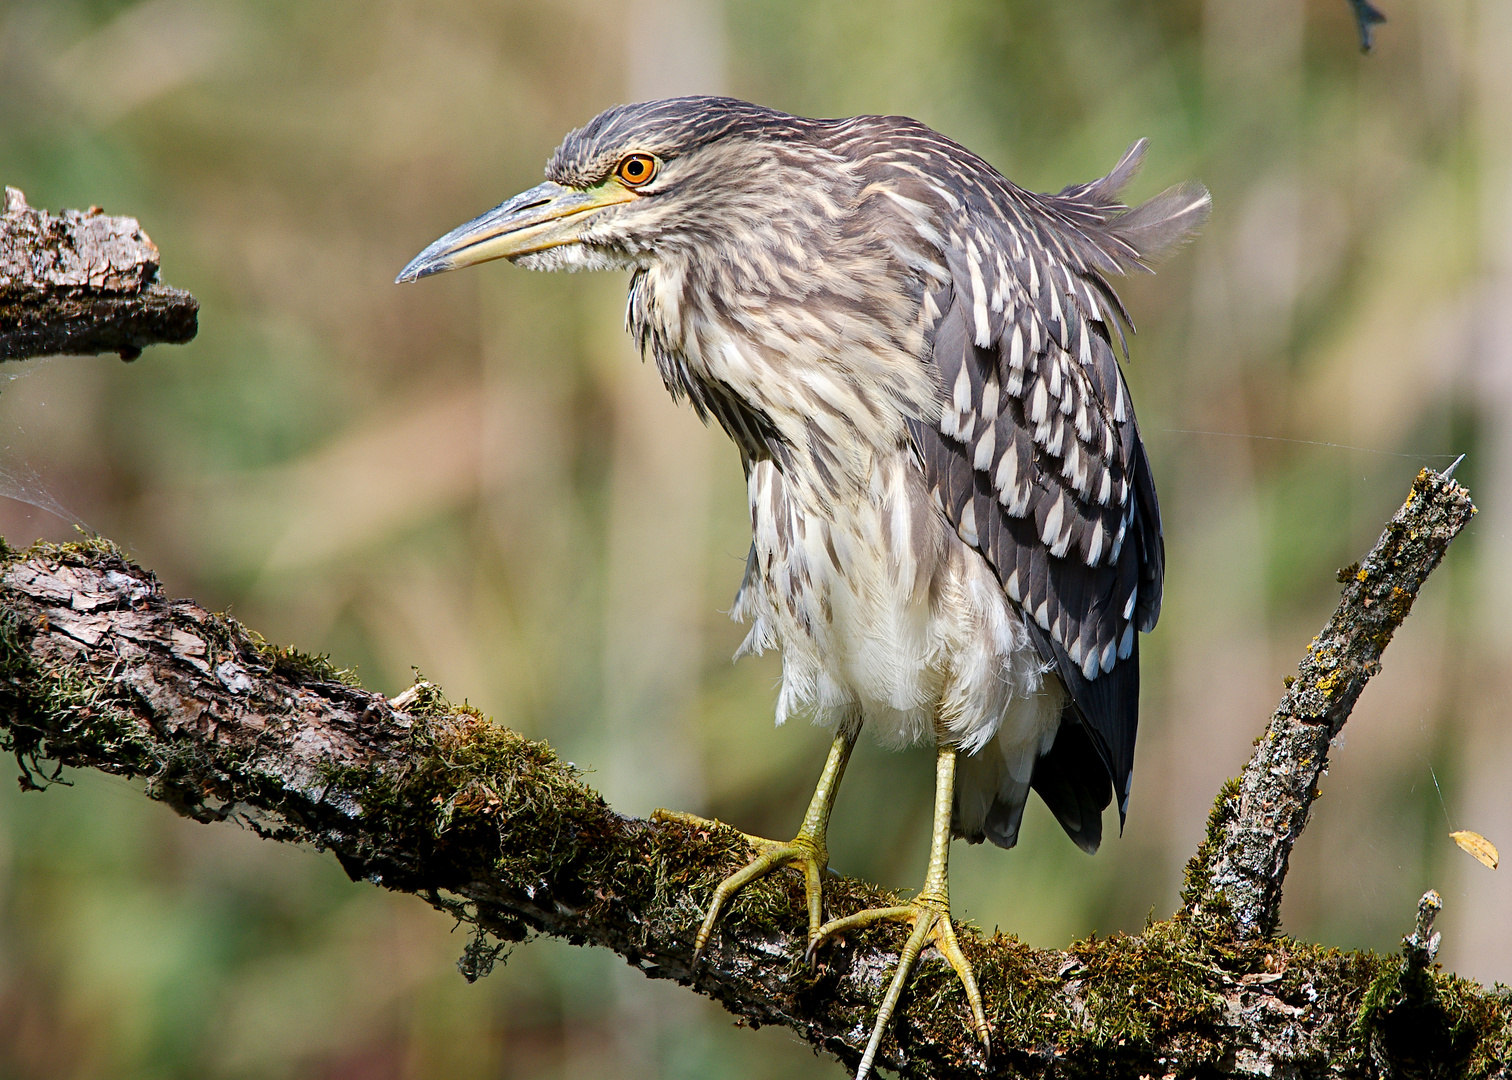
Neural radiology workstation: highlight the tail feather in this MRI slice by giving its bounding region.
[1043,141,1211,276]
[1072,138,1148,208]
[1109,179,1212,267]
[953,714,1115,854]
[1029,719,1113,854]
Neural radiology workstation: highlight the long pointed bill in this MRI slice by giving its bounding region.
[395,180,634,283]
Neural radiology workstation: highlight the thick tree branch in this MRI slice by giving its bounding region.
[0,187,197,361]
[0,519,1505,1079]
[1181,466,1477,939]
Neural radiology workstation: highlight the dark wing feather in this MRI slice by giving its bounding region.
[892,135,1206,841]
[1027,712,1113,854]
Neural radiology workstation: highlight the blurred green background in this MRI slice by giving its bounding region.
[2,0,1510,1076]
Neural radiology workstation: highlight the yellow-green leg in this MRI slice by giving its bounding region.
[654,725,858,961]
[808,728,990,1080]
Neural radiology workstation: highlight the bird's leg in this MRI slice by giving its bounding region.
[655,725,858,963]
[807,723,989,1080]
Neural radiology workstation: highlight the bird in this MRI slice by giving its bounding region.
[397,96,1209,1079]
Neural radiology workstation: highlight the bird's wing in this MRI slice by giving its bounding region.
[900,139,1209,819]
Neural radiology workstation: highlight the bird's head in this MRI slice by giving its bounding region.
[396,97,833,283]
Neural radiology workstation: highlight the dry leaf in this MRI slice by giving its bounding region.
[1450,830,1500,870]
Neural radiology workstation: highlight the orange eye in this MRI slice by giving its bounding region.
[616,154,657,186]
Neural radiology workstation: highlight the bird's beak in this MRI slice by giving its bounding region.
[394,180,635,283]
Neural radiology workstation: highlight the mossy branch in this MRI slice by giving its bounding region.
[0,526,1506,1078]
[0,187,197,361]
[1181,465,1477,940]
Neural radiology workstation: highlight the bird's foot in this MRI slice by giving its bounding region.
[651,808,831,964]
[650,808,779,852]
[809,893,990,1080]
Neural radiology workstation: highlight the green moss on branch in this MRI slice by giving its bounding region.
[0,533,1506,1078]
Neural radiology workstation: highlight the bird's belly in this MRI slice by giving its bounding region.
[733,454,1057,760]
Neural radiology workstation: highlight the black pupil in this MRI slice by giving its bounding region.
[626,159,645,177]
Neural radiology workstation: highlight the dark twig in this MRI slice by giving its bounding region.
[1354,891,1495,1078]
[1348,0,1387,52]
[1404,890,1444,968]
[0,187,198,361]
[1182,467,1477,938]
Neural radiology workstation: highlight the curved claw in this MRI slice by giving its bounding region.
[930,914,991,1056]
[810,898,991,1080]
[656,730,857,970]
[654,809,830,970]
[651,807,771,850]
[692,843,807,963]
[805,904,915,967]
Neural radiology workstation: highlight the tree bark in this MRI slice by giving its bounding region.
[1181,465,1477,939]
[0,187,197,361]
[0,200,1506,1078]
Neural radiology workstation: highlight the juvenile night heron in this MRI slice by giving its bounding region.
[398,97,1208,1078]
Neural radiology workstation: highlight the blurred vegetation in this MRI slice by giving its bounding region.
[1,0,1509,1077]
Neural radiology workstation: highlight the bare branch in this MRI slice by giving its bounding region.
[1181,467,1476,939]
[0,187,197,361]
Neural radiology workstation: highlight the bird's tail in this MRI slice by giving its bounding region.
[1050,139,1212,272]
[1109,178,1212,267]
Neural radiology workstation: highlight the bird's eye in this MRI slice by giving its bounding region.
[616,154,658,186]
